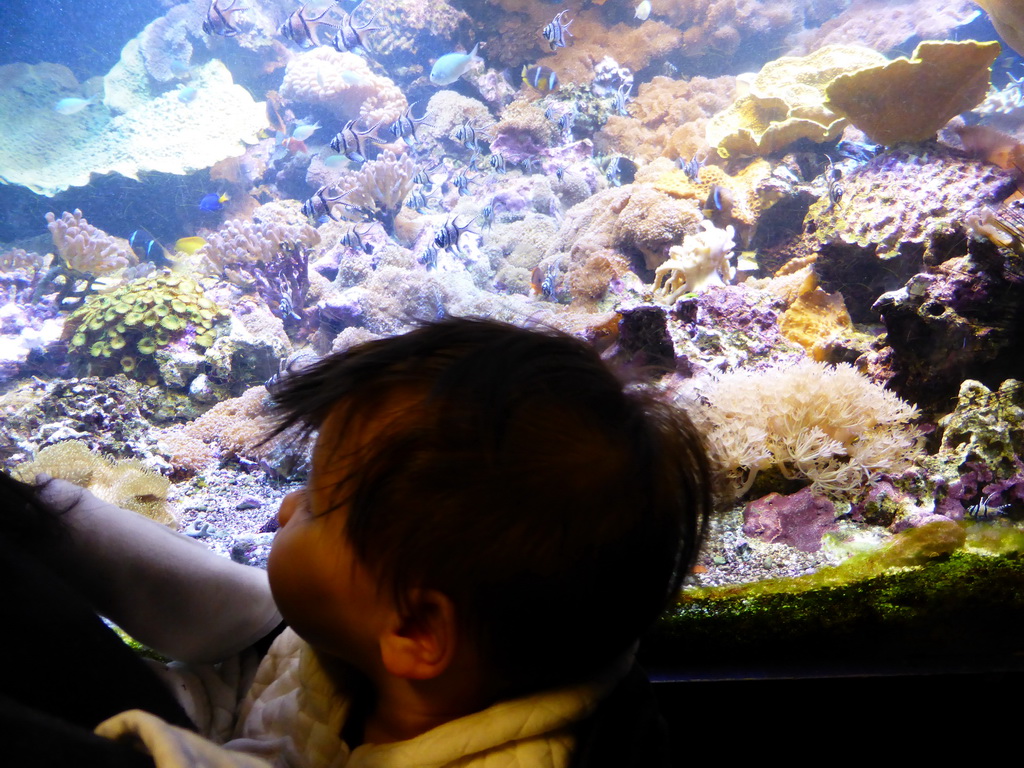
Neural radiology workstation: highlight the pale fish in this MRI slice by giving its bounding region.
[635,0,651,21]
[54,96,94,115]
[292,120,321,142]
[430,42,481,86]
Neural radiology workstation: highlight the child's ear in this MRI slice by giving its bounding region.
[379,589,457,680]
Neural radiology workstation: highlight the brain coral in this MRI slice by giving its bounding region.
[806,145,1017,260]
[280,47,406,126]
[690,358,924,500]
[64,274,227,384]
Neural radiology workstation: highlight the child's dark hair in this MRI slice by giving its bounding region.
[269,317,711,694]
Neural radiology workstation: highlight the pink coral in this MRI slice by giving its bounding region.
[45,210,136,277]
[280,47,406,126]
[196,201,320,275]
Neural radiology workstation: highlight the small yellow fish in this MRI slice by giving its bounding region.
[174,236,208,254]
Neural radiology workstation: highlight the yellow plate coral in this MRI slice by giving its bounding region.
[825,40,1000,146]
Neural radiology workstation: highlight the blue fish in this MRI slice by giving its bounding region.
[199,192,229,211]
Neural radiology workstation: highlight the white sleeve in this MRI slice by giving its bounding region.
[37,478,281,664]
[96,709,276,768]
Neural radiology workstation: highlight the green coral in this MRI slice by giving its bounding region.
[64,274,227,384]
[927,378,1024,480]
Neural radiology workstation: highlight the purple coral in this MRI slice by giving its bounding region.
[743,488,839,553]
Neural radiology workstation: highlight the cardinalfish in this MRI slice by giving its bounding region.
[613,82,632,116]
[451,167,479,196]
[543,10,573,51]
[822,155,843,213]
[389,103,432,146]
[530,264,559,300]
[330,119,385,163]
[453,118,481,151]
[203,0,246,36]
[487,152,507,174]
[331,3,381,57]
[434,215,474,255]
[678,152,703,182]
[341,224,375,254]
[279,1,339,48]
[413,159,444,189]
[302,186,352,221]
[198,192,230,212]
[522,65,559,94]
[418,243,439,270]
[405,188,439,214]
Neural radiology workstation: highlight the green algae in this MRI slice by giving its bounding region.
[644,540,1024,667]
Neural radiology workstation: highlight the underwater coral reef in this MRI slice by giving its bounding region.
[3,0,1024,662]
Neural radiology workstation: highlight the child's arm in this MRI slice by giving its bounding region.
[36,478,282,664]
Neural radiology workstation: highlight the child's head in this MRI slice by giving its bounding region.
[268,317,711,696]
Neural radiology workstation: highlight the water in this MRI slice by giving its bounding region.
[1,0,1022,667]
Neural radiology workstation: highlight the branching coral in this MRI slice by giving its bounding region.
[332,149,417,233]
[612,183,705,271]
[660,0,843,59]
[46,210,136,277]
[489,97,558,163]
[280,47,406,126]
[175,384,280,462]
[689,359,924,500]
[196,201,321,275]
[652,221,737,304]
[534,15,683,86]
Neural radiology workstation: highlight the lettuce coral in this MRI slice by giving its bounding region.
[690,359,924,499]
